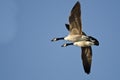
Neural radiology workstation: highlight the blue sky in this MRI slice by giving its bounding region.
[0,0,120,80]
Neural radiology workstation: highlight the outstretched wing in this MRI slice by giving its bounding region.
[81,46,92,74]
[69,1,82,35]
[65,24,86,36]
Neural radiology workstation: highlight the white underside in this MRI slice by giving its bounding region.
[64,35,88,42]
[73,41,94,47]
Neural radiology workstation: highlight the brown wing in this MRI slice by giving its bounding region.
[65,24,87,36]
[81,46,92,74]
[69,1,82,35]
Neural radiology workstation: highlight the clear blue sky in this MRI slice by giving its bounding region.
[0,0,120,80]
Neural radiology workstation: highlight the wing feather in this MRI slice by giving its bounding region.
[69,1,82,35]
[81,46,92,74]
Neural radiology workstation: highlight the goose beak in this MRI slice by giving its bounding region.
[51,38,57,42]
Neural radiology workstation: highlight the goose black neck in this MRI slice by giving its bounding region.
[57,37,64,40]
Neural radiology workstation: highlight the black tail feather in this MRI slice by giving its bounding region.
[88,36,99,46]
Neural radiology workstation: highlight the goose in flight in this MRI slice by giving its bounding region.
[51,1,99,74]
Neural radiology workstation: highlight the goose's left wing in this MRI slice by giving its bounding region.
[81,46,92,74]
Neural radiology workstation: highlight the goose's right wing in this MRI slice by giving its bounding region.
[69,1,82,35]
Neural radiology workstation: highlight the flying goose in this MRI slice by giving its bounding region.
[61,36,99,47]
[51,1,99,74]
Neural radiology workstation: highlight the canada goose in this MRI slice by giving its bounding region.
[61,36,99,47]
[51,1,99,74]
[51,1,88,42]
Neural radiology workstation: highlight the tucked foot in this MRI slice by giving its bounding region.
[61,43,67,47]
[61,43,73,47]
